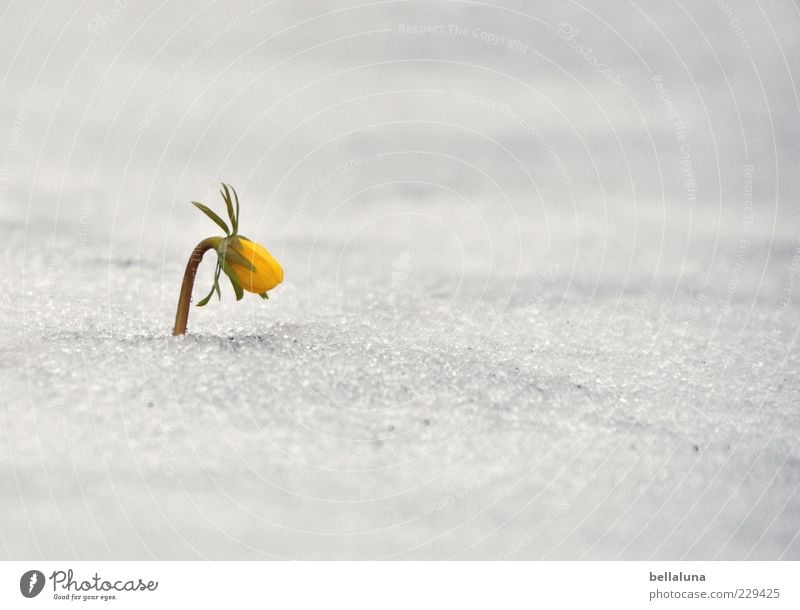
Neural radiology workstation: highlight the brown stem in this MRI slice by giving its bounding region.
[172,237,219,336]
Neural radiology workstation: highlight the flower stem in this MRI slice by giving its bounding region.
[172,237,219,336]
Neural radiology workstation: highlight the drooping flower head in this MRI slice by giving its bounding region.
[172,183,283,335]
[191,183,283,306]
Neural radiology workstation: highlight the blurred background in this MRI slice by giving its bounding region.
[1,0,798,298]
[0,1,799,560]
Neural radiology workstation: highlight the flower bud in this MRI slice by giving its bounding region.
[221,236,283,294]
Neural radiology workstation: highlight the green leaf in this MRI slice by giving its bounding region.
[230,184,240,234]
[220,258,244,301]
[220,184,236,234]
[221,244,256,272]
[212,260,222,301]
[230,276,244,301]
[214,274,222,300]
[196,261,222,307]
[191,201,230,235]
[259,292,269,300]
[196,287,214,307]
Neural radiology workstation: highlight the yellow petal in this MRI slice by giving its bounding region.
[229,238,283,293]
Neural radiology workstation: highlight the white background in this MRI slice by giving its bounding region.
[0,1,798,560]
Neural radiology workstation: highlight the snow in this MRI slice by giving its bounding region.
[1,1,799,559]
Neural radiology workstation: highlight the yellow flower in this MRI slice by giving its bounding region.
[172,183,284,336]
[226,237,283,294]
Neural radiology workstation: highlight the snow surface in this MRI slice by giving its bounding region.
[1,1,799,559]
